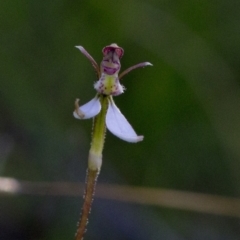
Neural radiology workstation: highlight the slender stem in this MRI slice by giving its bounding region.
[75,95,108,240]
[88,95,108,171]
[75,169,98,240]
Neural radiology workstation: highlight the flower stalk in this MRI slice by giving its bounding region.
[75,95,108,240]
[88,95,108,171]
[73,44,152,240]
[75,169,98,240]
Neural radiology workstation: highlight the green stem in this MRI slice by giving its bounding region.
[88,95,108,171]
[75,95,108,240]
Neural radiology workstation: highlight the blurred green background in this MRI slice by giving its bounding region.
[1,0,240,239]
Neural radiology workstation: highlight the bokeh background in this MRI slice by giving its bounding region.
[1,0,240,239]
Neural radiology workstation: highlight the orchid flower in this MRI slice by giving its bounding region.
[73,44,152,240]
[74,44,152,143]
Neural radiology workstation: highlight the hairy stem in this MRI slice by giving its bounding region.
[75,95,108,240]
[75,169,98,240]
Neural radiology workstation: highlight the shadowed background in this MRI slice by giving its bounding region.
[0,0,240,239]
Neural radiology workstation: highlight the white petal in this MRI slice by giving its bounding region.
[73,97,101,119]
[106,99,143,142]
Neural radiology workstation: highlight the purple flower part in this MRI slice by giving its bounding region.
[102,66,119,75]
[102,43,124,58]
[101,47,121,75]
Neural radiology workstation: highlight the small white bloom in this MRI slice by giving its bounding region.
[74,43,152,143]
